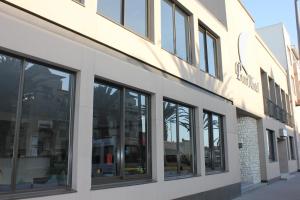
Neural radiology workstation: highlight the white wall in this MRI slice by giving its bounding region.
[0,4,240,200]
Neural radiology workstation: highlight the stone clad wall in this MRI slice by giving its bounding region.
[237,117,261,184]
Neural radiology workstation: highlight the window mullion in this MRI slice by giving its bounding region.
[67,74,75,188]
[173,4,177,55]
[11,59,26,191]
[176,104,180,175]
[146,0,150,38]
[120,88,126,179]
[190,108,195,174]
[213,38,218,78]
[186,17,190,63]
[204,31,209,73]
[121,0,125,25]
[209,114,214,170]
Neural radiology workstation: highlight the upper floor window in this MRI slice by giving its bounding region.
[0,53,75,194]
[163,100,195,178]
[92,80,151,185]
[199,25,219,77]
[161,0,190,62]
[203,111,225,173]
[97,0,148,37]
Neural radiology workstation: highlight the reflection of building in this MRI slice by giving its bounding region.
[0,62,70,186]
[0,0,299,199]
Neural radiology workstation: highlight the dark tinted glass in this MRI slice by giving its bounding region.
[0,54,22,192]
[163,101,177,177]
[161,0,174,53]
[207,34,217,77]
[178,106,192,175]
[124,0,148,37]
[124,90,149,175]
[92,83,121,178]
[267,130,275,162]
[175,8,188,61]
[98,0,122,23]
[289,136,295,160]
[199,30,206,71]
[16,62,73,190]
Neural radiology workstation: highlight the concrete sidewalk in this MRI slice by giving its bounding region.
[234,172,300,200]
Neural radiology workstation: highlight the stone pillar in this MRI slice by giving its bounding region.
[237,117,261,184]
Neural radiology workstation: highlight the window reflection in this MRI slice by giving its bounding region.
[98,0,122,23]
[124,90,148,175]
[203,112,211,169]
[203,111,225,173]
[178,106,192,175]
[161,0,190,61]
[207,34,217,77]
[199,30,206,71]
[164,102,177,176]
[124,0,148,37]
[175,8,188,61]
[212,115,222,170]
[198,27,218,77]
[92,81,150,184]
[98,0,148,37]
[0,54,22,192]
[164,100,194,178]
[15,62,73,190]
[92,83,121,178]
[161,0,174,53]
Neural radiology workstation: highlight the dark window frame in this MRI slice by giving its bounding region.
[161,0,192,63]
[163,98,196,179]
[0,51,76,195]
[198,23,220,78]
[96,0,150,39]
[203,110,225,174]
[266,129,276,162]
[92,79,152,187]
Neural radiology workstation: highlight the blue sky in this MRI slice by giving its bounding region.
[242,0,298,46]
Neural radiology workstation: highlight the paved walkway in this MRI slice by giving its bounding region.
[234,172,300,200]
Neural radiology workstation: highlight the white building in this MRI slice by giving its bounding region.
[0,0,298,200]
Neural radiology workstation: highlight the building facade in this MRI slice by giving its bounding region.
[0,0,298,200]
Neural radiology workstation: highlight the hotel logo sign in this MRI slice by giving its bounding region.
[235,33,259,93]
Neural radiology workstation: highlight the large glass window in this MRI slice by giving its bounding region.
[0,53,74,193]
[198,26,219,77]
[266,129,276,162]
[161,0,190,62]
[203,111,225,173]
[163,100,194,178]
[92,81,151,185]
[97,0,148,37]
[289,136,295,160]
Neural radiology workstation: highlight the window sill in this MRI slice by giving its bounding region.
[91,179,156,190]
[205,170,227,176]
[164,174,198,181]
[0,188,76,200]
